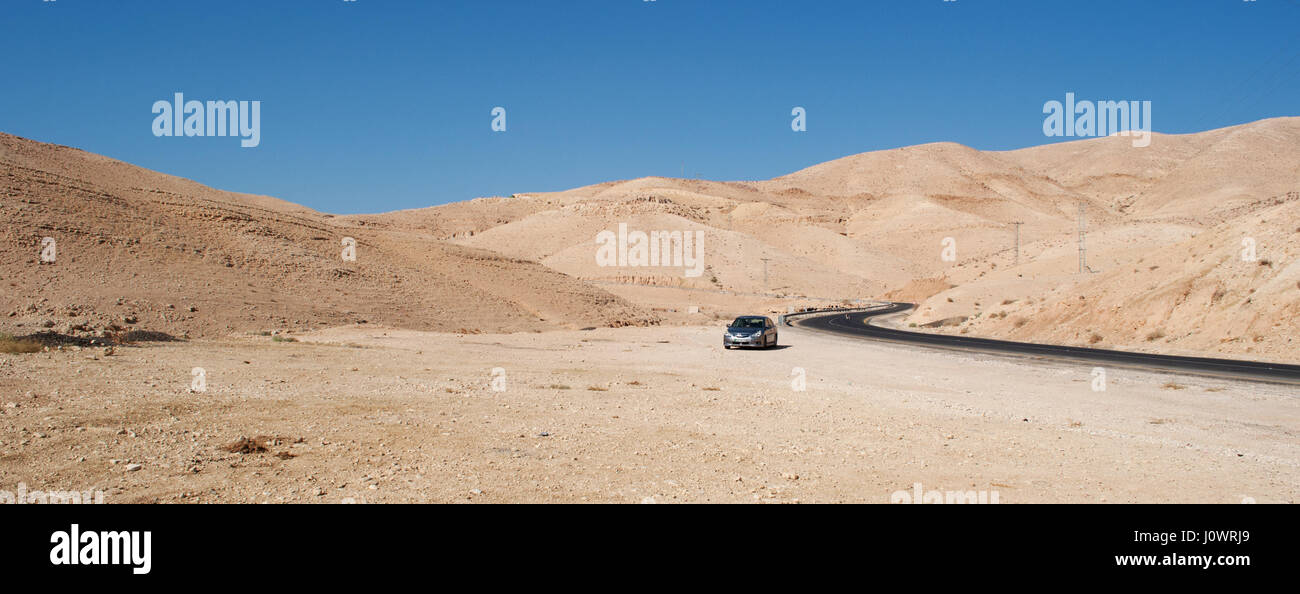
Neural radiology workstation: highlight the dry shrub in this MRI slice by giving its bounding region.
[105,325,131,346]
[223,437,268,454]
[0,334,42,354]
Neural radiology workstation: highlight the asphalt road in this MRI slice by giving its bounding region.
[791,302,1300,385]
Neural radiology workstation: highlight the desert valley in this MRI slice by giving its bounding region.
[2,118,1297,503]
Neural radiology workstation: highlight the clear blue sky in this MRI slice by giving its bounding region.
[3,0,1298,214]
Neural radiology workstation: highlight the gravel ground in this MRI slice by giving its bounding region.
[1,323,1295,503]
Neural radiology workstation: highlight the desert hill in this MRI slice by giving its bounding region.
[0,133,657,340]
[3,117,1298,362]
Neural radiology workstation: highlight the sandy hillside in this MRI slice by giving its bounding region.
[4,118,1299,362]
[397,118,1300,362]
[0,133,657,341]
[2,120,1299,505]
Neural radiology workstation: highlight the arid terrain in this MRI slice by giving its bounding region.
[2,323,1295,503]
[2,119,1298,503]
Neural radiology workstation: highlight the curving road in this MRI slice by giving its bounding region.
[791,303,1300,385]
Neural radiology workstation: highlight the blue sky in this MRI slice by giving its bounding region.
[3,0,1298,214]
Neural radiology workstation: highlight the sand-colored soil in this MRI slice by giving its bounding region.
[1,323,1294,503]
[3,118,1298,504]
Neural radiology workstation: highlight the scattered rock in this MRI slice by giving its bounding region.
[223,437,269,454]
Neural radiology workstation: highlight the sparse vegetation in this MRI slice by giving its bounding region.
[1088,333,1103,344]
[0,334,42,354]
[586,386,608,391]
[702,386,721,391]
[546,384,571,390]
[1146,329,1166,341]
[1161,382,1186,390]
[224,436,269,454]
[105,324,131,345]
[272,335,298,343]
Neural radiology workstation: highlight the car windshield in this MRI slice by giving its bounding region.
[729,318,766,329]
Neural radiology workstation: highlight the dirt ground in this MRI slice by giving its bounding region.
[2,322,1295,503]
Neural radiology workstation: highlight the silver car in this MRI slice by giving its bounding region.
[723,315,778,349]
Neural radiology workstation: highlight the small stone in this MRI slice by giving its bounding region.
[125,463,142,472]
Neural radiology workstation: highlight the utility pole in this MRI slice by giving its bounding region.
[1011,221,1023,266]
[1077,201,1087,274]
